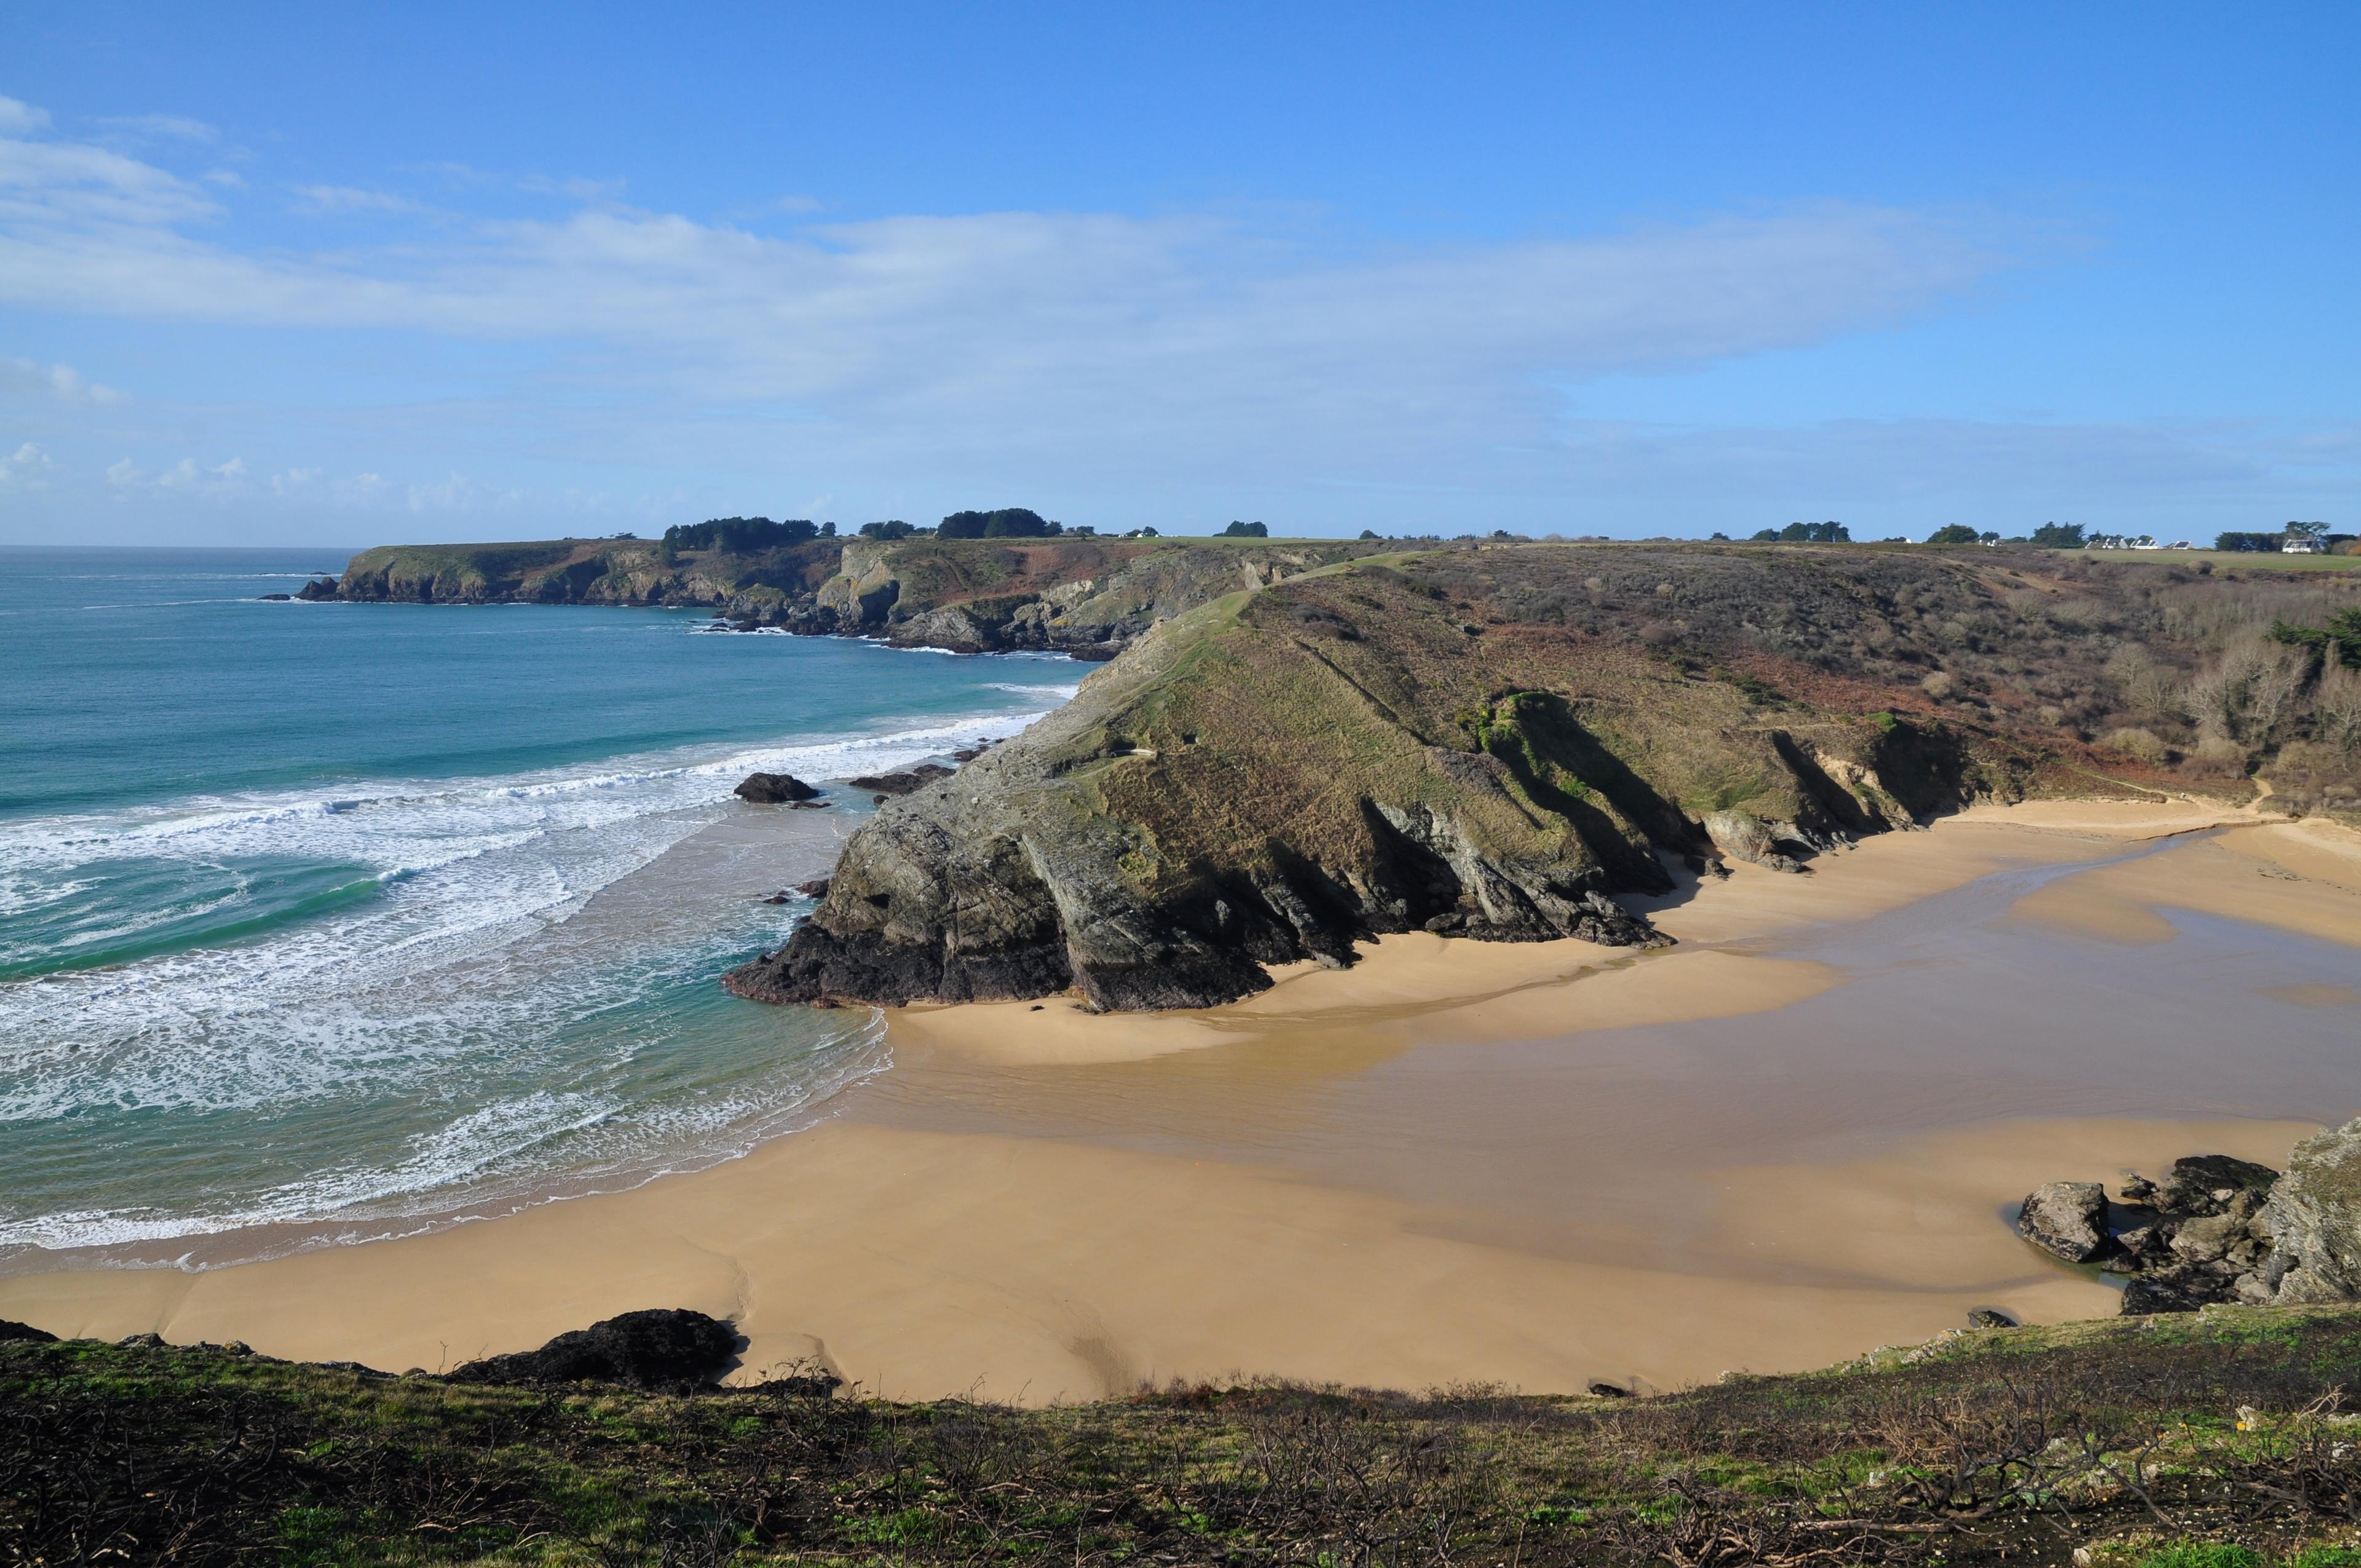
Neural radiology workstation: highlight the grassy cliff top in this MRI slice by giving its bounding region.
[11,1304,2361,1564]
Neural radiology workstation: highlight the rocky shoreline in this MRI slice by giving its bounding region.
[2017,1119,2361,1314]
[295,534,1396,661]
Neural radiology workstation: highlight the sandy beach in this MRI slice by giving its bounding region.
[7,796,2357,1403]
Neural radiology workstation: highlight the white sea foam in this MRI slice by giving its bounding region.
[988,681,1083,698]
[0,702,1047,1257]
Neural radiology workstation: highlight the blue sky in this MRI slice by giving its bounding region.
[1,2,2354,544]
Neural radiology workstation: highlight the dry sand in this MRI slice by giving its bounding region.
[5,798,2355,1404]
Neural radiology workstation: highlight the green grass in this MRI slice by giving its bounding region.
[2081,548,2361,572]
[2137,1547,2265,1568]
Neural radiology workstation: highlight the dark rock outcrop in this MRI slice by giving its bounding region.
[845,764,953,796]
[734,772,820,804]
[446,1309,742,1392]
[0,1319,58,1344]
[295,576,339,601]
[2015,1153,2291,1315]
[2137,1154,2279,1216]
[2017,1181,2113,1264]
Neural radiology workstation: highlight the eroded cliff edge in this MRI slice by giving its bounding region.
[727,546,2139,1012]
[314,534,1393,657]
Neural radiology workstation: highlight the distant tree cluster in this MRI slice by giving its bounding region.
[1751,521,1853,543]
[1926,525,1981,545]
[2030,522,2086,548]
[938,509,1064,539]
[1222,520,1268,537]
[858,520,919,540]
[661,517,822,560]
[2269,607,2361,671]
[2217,532,2284,552]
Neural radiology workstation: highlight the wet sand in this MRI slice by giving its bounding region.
[6,798,2357,1403]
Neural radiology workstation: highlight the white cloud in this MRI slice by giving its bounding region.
[96,113,219,143]
[0,93,2030,487]
[0,97,50,135]
[293,183,429,216]
[0,440,54,487]
[0,130,221,226]
[405,472,526,512]
[47,92,2327,536]
[107,454,249,499]
[4,354,127,403]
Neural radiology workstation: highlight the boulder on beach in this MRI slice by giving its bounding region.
[734,772,820,804]
[845,763,954,796]
[2017,1181,2112,1264]
[445,1308,741,1392]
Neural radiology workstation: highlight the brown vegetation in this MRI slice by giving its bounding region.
[10,1307,2361,1564]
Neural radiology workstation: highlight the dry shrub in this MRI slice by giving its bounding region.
[2044,596,2114,632]
[2106,643,2185,726]
[1921,671,1957,700]
[2186,641,2308,745]
[2102,726,2169,763]
[2316,663,2361,754]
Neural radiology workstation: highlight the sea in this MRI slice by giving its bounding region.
[0,547,1082,1267]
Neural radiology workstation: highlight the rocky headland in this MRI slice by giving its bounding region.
[725,544,2299,1012]
[310,532,2360,1010]
[306,532,1397,658]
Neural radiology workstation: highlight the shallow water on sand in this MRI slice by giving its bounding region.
[0,547,1082,1262]
[866,836,2361,1283]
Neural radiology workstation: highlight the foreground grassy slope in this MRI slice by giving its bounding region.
[12,1306,2361,1565]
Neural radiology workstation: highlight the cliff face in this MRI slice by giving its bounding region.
[727,546,2122,1012]
[318,535,1396,659]
[329,538,842,608]
[784,536,1395,654]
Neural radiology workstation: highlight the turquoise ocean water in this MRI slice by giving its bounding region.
[0,547,1080,1265]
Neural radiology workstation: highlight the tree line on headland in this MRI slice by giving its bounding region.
[654,510,2348,558]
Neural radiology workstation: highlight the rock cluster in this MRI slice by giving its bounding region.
[2015,1136,2361,1314]
[445,1308,742,1392]
[847,764,953,796]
